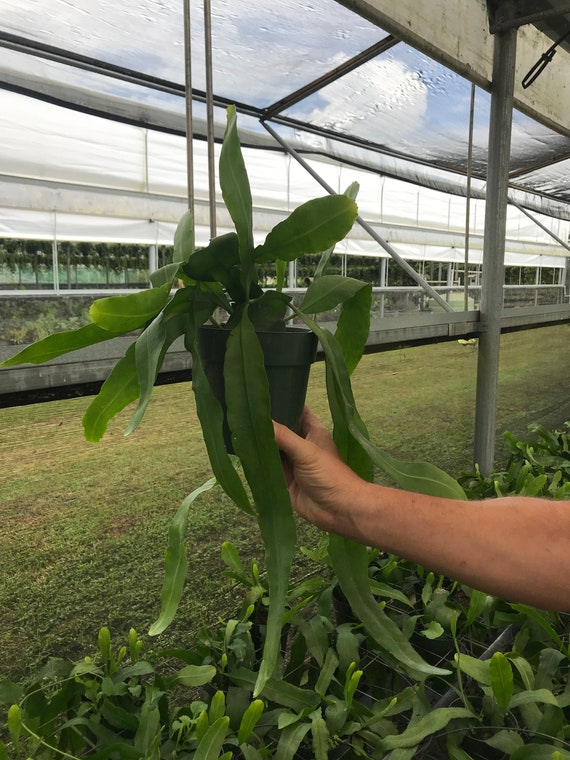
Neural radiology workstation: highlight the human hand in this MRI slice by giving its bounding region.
[273,406,369,536]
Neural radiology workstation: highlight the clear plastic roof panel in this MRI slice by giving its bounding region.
[1,0,570,213]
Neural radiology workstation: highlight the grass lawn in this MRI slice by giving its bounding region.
[1,324,569,682]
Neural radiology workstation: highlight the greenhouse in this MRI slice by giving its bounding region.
[2,3,570,756]
[1,0,570,469]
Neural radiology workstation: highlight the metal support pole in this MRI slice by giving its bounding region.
[261,120,455,313]
[204,0,217,238]
[464,83,476,311]
[473,25,517,474]
[183,0,195,223]
[148,244,158,275]
[379,257,387,318]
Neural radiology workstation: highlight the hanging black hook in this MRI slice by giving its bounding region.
[522,31,569,88]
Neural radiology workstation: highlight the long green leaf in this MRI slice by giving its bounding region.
[229,668,320,712]
[219,105,254,287]
[489,651,514,712]
[194,717,230,760]
[379,708,474,750]
[89,283,171,332]
[148,476,219,636]
[82,344,140,443]
[224,312,297,696]
[187,315,252,515]
[256,195,357,264]
[334,282,372,375]
[126,290,191,436]
[274,722,311,760]
[237,699,265,745]
[295,308,466,499]
[328,535,450,679]
[0,322,124,366]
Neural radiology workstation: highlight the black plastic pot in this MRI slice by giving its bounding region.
[197,325,318,452]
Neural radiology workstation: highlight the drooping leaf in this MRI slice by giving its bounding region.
[89,283,171,332]
[148,476,219,636]
[219,105,254,287]
[125,290,191,436]
[0,322,124,366]
[224,312,297,696]
[335,282,372,375]
[82,343,140,443]
[248,290,291,331]
[328,535,451,680]
[187,314,252,515]
[379,708,474,750]
[256,194,357,264]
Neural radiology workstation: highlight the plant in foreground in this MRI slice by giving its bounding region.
[2,105,463,698]
[2,539,569,759]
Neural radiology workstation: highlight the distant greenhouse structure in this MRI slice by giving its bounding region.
[1,0,570,470]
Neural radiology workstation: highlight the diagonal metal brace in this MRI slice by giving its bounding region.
[261,119,456,313]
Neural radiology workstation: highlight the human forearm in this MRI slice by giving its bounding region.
[348,483,570,611]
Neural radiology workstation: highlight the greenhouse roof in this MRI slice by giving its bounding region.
[1,0,570,221]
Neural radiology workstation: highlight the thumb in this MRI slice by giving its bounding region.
[273,420,313,464]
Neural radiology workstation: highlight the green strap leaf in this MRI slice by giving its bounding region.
[89,283,171,332]
[148,476,219,636]
[0,322,124,366]
[194,716,230,760]
[328,535,450,680]
[219,105,254,287]
[237,699,265,745]
[126,290,191,436]
[230,668,320,712]
[274,722,312,760]
[82,343,140,443]
[224,313,297,696]
[489,651,514,712]
[379,707,474,750]
[334,282,372,375]
[311,710,330,760]
[256,194,358,264]
[187,316,252,515]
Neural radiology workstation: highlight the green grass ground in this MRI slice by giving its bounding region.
[1,324,568,681]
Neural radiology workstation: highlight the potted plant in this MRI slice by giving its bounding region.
[2,106,465,702]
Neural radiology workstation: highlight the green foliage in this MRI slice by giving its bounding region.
[459,422,570,499]
[3,543,570,759]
